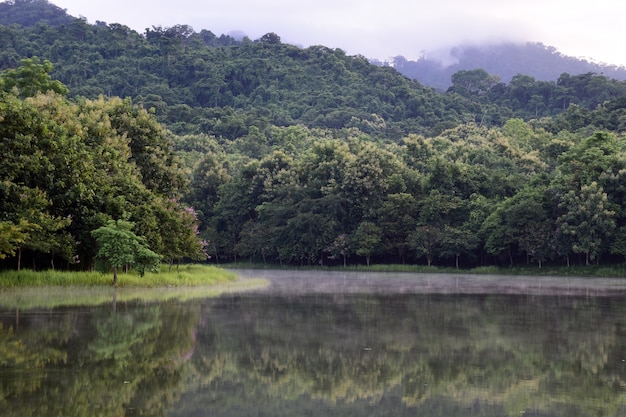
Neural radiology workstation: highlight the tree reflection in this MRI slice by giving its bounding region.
[0,300,201,417]
[176,294,626,417]
[1,294,626,417]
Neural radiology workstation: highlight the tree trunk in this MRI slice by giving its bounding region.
[213,242,219,264]
[17,247,22,271]
[113,266,118,287]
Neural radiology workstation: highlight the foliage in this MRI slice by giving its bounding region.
[92,219,161,285]
[0,220,28,259]
[0,56,68,97]
[3,2,626,271]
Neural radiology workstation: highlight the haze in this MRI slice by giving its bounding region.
[50,0,626,66]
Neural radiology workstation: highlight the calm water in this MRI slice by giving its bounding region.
[2,270,626,417]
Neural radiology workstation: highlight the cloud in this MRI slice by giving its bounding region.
[52,0,626,66]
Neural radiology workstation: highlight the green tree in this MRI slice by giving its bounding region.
[449,69,499,98]
[408,225,441,266]
[99,96,187,196]
[610,225,626,263]
[557,182,616,265]
[376,193,417,263]
[326,233,351,267]
[352,221,381,267]
[0,57,69,97]
[153,201,205,269]
[14,187,72,270]
[438,225,477,269]
[0,220,29,260]
[91,219,160,286]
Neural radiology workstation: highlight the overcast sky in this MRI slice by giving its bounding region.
[50,0,626,66]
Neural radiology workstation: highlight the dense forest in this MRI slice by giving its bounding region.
[2,0,626,270]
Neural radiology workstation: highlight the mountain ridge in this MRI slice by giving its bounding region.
[3,1,626,91]
[2,0,626,139]
[386,42,626,91]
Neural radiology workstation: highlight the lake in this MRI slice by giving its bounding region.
[2,270,626,417]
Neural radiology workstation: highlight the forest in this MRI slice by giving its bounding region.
[2,0,626,270]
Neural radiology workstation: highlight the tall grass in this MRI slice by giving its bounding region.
[0,264,238,288]
[0,278,269,309]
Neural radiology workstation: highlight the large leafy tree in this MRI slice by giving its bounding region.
[0,60,200,270]
[481,186,553,266]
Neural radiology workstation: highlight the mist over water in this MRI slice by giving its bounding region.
[233,269,626,297]
[2,270,626,416]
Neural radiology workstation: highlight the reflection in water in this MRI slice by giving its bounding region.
[1,280,626,416]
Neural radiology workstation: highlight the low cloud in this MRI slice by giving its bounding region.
[54,0,626,66]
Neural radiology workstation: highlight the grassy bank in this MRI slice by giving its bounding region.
[0,279,269,309]
[0,264,270,308]
[225,262,626,277]
[0,264,238,288]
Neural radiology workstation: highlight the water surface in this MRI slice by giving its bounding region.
[2,270,626,417]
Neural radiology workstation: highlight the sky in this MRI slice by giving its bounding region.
[50,0,626,67]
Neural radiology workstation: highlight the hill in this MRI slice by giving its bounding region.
[390,42,626,91]
[0,1,473,139]
[3,1,626,141]
[0,0,73,27]
[4,0,626,270]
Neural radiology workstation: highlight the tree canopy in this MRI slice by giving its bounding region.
[2,2,626,271]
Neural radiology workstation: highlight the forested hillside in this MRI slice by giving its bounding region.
[2,0,626,270]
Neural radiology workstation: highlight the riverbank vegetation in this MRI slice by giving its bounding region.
[227,262,626,278]
[0,264,237,288]
[3,1,626,273]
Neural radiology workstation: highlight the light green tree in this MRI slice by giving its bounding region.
[0,57,69,97]
[92,219,161,286]
[0,220,29,260]
[557,182,616,265]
